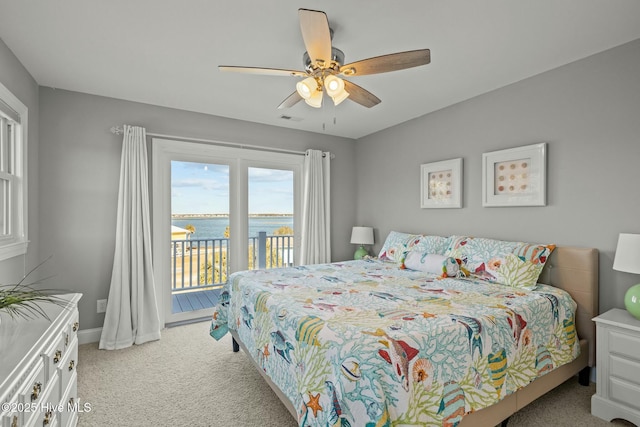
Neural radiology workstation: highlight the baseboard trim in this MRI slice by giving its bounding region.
[78,327,102,345]
[166,316,211,328]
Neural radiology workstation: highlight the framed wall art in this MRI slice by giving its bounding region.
[482,142,547,207]
[420,158,463,208]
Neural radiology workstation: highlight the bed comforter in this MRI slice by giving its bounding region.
[210,259,579,427]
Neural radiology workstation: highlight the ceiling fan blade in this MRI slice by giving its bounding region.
[340,49,431,77]
[298,9,332,67]
[343,80,381,108]
[277,92,303,109]
[219,66,307,78]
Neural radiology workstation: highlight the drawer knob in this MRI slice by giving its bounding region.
[69,397,75,407]
[53,350,62,364]
[65,333,69,347]
[68,360,75,371]
[31,382,42,401]
[43,410,52,425]
[72,322,79,332]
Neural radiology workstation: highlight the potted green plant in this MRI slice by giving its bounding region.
[0,258,66,322]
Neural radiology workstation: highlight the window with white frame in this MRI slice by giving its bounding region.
[0,81,28,261]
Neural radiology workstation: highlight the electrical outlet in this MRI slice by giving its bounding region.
[97,299,108,313]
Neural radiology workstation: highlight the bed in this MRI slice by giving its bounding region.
[210,236,598,427]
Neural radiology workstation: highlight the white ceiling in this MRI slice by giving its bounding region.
[1,1,640,139]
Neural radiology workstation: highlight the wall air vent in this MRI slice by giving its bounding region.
[279,115,303,122]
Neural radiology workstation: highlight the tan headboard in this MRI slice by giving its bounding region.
[539,246,599,367]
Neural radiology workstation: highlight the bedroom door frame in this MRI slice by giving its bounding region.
[151,138,303,326]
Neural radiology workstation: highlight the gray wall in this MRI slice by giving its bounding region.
[38,88,356,329]
[355,38,640,314]
[0,38,40,284]
[5,32,639,331]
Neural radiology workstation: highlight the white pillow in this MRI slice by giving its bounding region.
[404,252,459,277]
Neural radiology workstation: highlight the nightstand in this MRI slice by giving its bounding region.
[591,308,640,425]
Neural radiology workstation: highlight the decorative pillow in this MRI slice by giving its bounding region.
[379,232,450,263]
[403,252,459,277]
[445,236,555,289]
[409,235,451,256]
[378,231,421,263]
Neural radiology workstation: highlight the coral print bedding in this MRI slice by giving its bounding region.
[210,258,579,427]
[444,236,555,290]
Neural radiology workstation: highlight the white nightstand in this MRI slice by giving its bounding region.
[591,308,640,425]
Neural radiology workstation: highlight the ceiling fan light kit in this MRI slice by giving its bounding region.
[296,77,317,99]
[324,75,349,105]
[306,88,324,108]
[219,8,430,110]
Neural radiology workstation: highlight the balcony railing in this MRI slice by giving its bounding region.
[170,232,294,292]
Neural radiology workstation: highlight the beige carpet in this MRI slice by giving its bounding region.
[77,321,634,427]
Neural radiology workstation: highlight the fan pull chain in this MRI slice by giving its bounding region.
[333,102,337,125]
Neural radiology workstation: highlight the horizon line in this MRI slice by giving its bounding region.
[172,213,293,217]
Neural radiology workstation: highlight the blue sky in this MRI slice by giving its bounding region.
[171,161,293,215]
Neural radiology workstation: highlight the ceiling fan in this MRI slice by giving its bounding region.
[219,8,431,110]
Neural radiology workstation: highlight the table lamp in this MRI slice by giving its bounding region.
[351,226,374,260]
[613,233,640,320]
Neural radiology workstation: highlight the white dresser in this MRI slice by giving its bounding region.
[591,308,640,426]
[0,293,82,427]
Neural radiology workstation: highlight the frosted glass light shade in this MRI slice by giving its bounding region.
[331,90,349,106]
[296,77,317,100]
[304,89,323,108]
[324,75,344,96]
[324,75,349,105]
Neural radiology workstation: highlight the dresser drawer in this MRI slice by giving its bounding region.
[43,334,67,387]
[610,377,640,413]
[609,329,640,360]
[57,337,78,399]
[1,398,21,427]
[66,314,79,343]
[18,366,57,427]
[24,374,60,427]
[610,354,640,385]
[17,359,45,404]
[58,373,77,427]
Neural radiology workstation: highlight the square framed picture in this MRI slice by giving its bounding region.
[482,142,547,207]
[420,158,463,208]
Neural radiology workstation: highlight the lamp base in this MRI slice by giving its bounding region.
[354,245,368,260]
[624,283,640,320]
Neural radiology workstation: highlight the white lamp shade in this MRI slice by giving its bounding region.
[613,233,640,274]
[324,75,344,96]
[331,90,349,106]
[296,77,317,100]
[350,226,374,245]
[304,89,323,108]
[324,75,349,106]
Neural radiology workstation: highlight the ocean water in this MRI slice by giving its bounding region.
[172,216,293,240]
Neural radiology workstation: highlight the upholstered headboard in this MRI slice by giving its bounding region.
[539,246,599,367]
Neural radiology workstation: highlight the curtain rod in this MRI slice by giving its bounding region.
[109,126,333,158]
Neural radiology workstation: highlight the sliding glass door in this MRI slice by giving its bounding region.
[248,166,295,270]
[169,160,231,318]
[152,139,302,325]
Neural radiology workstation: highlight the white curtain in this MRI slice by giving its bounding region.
[300,149,331,265]
[99,125,161,350]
